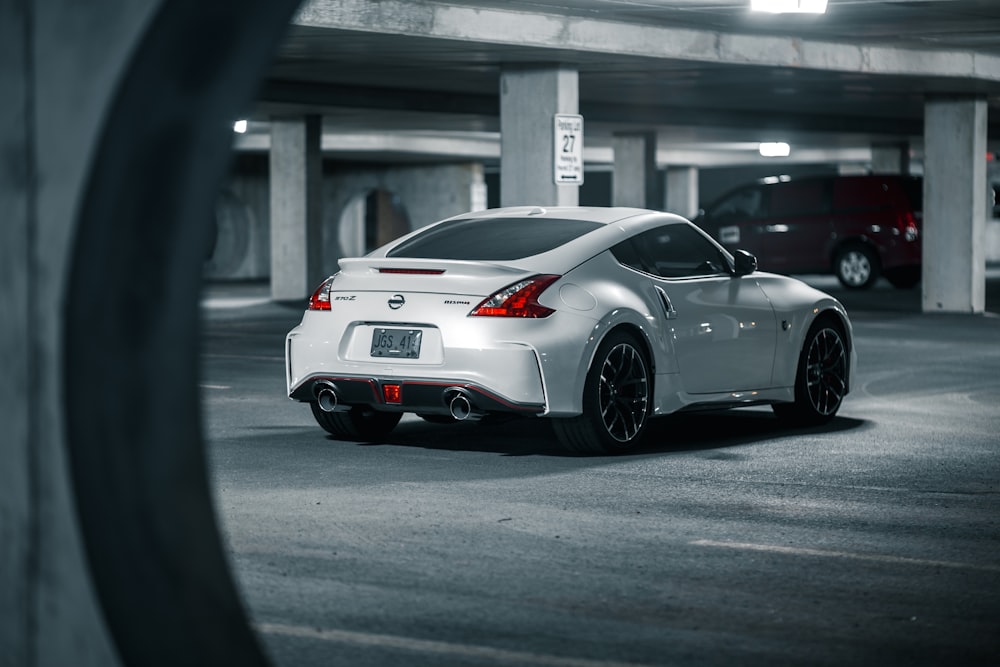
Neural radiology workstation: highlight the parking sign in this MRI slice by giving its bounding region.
[554,114,584,185]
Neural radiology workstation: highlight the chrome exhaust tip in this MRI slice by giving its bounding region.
[445,388,481,421]
[314,381,344,413]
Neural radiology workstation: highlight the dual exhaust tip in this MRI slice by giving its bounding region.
[313,382,482,421]
[315,382,348,413]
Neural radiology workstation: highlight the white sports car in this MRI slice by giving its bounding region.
[285,206,855,454]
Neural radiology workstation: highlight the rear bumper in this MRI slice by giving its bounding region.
[288,373,546,416]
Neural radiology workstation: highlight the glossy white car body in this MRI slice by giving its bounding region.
[286,206,855,453]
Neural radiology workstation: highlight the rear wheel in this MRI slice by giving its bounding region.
[834,244,879,289]
[310,403,402,441]
[552,330,651,455]
[773,319,848,426]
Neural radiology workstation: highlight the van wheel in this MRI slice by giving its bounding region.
[834,244,879,289]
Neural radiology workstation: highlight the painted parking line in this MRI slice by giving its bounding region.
[691,539,1000,573]
[257,623,653,667]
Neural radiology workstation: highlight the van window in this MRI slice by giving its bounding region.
[769,180,830,217]
[708,186,765,220]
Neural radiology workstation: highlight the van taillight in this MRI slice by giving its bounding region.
[901,211,919,242]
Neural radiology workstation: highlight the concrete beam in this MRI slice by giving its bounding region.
[295,0,1000,84]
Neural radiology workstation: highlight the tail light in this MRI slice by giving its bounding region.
[470,274,561,318]
[901,211,919,242]
[307,277,335,311]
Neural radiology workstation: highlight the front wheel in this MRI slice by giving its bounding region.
[834,244,879,289]
[310,403,402,441]
[552,330,651,455]
[773,319,848,426]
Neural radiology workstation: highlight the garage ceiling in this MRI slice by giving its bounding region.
[241,0,1000,167]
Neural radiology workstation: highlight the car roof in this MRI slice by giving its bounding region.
[366,206,697,273]
[439,205,658,225]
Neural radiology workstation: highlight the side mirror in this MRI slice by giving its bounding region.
[733,249,757,276]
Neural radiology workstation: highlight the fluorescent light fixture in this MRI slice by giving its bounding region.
[759,142,791,157]
[233,119,248,133]
[751,0,828,14]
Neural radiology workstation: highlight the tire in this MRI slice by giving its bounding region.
[310,402,402,441]
[416,413,457,424]
[552,330,651,455]
[834,244,879,289]
[772,319,848,426]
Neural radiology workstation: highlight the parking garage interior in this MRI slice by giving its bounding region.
[3,1,1000,666]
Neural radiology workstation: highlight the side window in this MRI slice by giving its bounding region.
[610,238,649,273]
[636,224,728,278]
[709,186,766,220]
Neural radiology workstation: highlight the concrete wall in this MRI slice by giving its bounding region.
[206,158,486,280]
[322,162,486,274]
[205,156,272,280]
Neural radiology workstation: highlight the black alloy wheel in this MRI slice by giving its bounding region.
[773,319,848,425]
[553,330,651,454]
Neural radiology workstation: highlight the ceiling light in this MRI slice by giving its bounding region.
[233,119,248,133]
[759,142,791,157]
[751,0,828,14]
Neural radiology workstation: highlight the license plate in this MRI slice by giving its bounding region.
[370,328,422,359]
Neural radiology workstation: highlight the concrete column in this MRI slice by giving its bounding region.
[612,131,657,208]
[922,97,988,314]
[665,166,700,218]
[270,115,323,300]
[500,66,579,207]
[871,142,910,174]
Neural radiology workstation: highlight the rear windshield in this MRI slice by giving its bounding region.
[386,216,603,261]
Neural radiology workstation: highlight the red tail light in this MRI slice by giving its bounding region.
[470,274,561,318]
[901,211,919,242]
[307,277,335,311]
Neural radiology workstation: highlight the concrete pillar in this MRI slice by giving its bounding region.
[612,131,657,208]
[922,97,988,314]
[270,115,323,301]
[665,166,700,219]
[871,142,910,174]
[500,66,579,207]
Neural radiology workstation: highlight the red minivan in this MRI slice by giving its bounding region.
[694,174,922,289]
